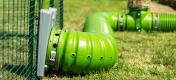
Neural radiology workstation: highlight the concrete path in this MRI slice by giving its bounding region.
[150,2,176,14]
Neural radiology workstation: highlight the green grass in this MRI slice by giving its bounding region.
[55,0,128,31]
[42,0,176,80]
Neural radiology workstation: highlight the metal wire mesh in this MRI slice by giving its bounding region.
[51,0,63,29]
[0,0,40,79]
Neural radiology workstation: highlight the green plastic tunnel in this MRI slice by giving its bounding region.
[43,0,176,73]
[46,12,118,73]
[118,9,176,32]
[46,10,176,73]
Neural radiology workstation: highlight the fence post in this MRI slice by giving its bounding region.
[50,0,54,7]
[29,0,35,79]
[60,0,64,29]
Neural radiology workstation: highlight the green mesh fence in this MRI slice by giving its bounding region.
[51,0,63,29]
[0,0,40,79]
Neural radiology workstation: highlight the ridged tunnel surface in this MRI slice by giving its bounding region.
[46,12,118,73]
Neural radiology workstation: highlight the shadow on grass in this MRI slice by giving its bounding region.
[2,64,37,78]
[45,69,87,78]
[2,64,112,79]
[44,68,110,78]
[2,64,83,79]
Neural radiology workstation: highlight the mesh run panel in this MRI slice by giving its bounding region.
[0,0,40,79]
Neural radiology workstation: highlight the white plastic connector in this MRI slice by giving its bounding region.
[37,8,57,77]
[155,17,158,31]
[50,51,56,65]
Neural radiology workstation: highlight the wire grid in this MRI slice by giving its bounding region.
[0,0,40,79]
[51,0,63,29]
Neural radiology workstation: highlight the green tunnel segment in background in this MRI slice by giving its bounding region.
[45,9,176,73]
[118,9,176,32]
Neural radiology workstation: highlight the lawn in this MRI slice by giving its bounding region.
[43,0,176,80]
